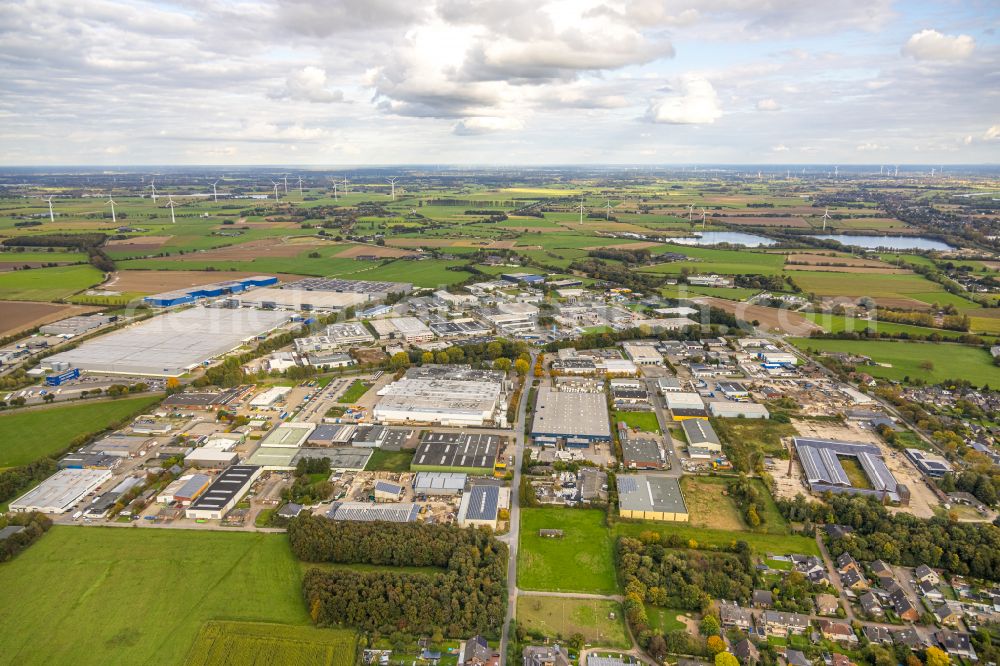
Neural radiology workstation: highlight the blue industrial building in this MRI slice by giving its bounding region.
[500,272,545,285]
[143,276,278,307]
[46,368,80,386]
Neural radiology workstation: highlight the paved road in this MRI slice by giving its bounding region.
[499,354,535,664]
[643,374,683,477]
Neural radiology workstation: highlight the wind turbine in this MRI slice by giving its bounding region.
[822,207,831,231]
[149,179,157,203]
[331,179,338,201]
[106,196,117,224]
[212,180,219,203]
[271,180,280,201]
[44,197,54,223]
[386,177,398,200]
[298,176,304,195]
[701,207,707,229]
[687,204,694,222]
[167,195,177,224]
[578,199,585,225]
[894,165,899,177]
[605,199,613,220]
[834,165,839,178]
[879,165,884,176]
[342,176,349,193]
[282,175,289,194]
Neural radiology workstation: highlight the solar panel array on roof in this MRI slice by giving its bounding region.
[617,476,639,493]
[413,433,500,470]
[464,485,499,521]
[188,465,260,511]
[327,502,419,522]
[374,480,403,495]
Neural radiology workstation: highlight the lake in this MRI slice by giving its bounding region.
[808,234,953,251]
[670,231,776,247]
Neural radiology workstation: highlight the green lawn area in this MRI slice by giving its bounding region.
[0,264,104,301]
[519,508,618,594]
[612,521,819,556]
[0,527,310,666]
[838,457,873,490]
[791,271,941,298]
[336,379,371,404]
[712,417,797,462]
[645,606,691,634]
[680,475,789,535]
[788,338,1000,387]
[802,313,992,341]
[517,596,629,649]
[185,621,357,666]
[0,395,162,468]
[613,410,661,434]
[365,449,414,472]
[643,244,786,276]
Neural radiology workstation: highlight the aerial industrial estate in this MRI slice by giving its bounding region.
[1,164,999,666]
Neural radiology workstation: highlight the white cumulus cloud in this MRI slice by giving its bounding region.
[985,125,1000,141]
[646,76,722,125]
[756,98,780,111]
[453,116,525,135]
[270,66,344,103]
[902,29,975,62]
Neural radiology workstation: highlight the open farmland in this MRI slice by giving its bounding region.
[0,528,310,666]
[185,622,357,666]
[788,338,1000,387]
[517,597,629,649]
[518,508,618,594]
[0,264,104,301]
[0,395,163,468]
[693,297,821,335]
[0,300,100,338]
[790,271,947,299]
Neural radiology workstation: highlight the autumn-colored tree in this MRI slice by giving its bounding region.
[715,652,740,666]
[925,647,950,666]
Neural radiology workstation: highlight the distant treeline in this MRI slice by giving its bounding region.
[2,233,114,272]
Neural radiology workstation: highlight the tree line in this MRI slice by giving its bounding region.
[0,511,51,563]
[290,516,507,638]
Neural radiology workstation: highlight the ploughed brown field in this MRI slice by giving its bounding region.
[693,296,822,336]
[161,238,330,261]
[0,301,101,338]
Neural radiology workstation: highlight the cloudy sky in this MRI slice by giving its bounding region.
[1,0,998,165]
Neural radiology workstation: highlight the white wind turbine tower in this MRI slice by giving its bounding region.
[606,199,613,220]
[834,165,839,178]
[212,180,219,203]
[342,176,349,193]
[687,204,694,222]
[298,176,304,195]
[331,179,338,201]
[106,196,117,224]
[149,179,158,203]
[45,197,54,223]
[578,199,586,225]
[822,207,831,231]
[282,175,289,194]
[386,177,398,200]
[880,165,884,176]
[167,195,177,224]
[701,207,707,229]
[894,165,899,177]
[271,180,280,202]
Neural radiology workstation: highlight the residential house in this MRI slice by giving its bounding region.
[919,580,944,604]
[890,588,919,622]
[859,592,884,618]
[836,553,861,575]
[825,525,854,540]
[762,611,810,637]
[720,602,755,632]
[862,625,892,645]
[891,628,923,649]
[818,620,857,645]
[828,654,855,666]
[733,638,760,666]
[752,590,774,609]
[935,630,978,662]
[814,594,840,616]
[841,569,869,592]
[934,603,964,627]
[869,560,895,584]
[523,645,570,666]
[459,635,499,666]
[915,565,940,586]
[785,650,811,666]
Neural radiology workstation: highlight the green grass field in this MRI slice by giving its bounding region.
[613,410,661,433]
[185,621,357,666]
[788,338,1000,387]
[518,508,618,594]
[644,244,786,276]
[365,449,414,472]
[0,527,310,666]
[0,264,104,301]
[645,606,691,633]
[336,379,371,404]
[803,313,991,340]
[791,271,941,298]
[680,476,789,535]
[0,395,162,468]
[517,597,629,649]
[612,521,819,556]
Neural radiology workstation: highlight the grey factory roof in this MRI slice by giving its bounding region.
[9,468,112,513]
[292,447,372,470]
[188,465,260,511]
[413,432,500,470]
[44,307,289,377]
[307,424,354,444]
[174,474,211,498]
[327,501,419,522]
[413,472,468,493]
[794,438,898,498]
[617,474,688,515]
[681,418,721,447]
[621,438,664,466]
[162,386,247,408]
[374,480,403,495]
[461,484,500,522]
[286,277,413,295]
[531,386,611,439]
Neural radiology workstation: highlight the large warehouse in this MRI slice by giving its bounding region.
[617,474,689,522]
[43,307,290,377]
[411,432,501,475]
[285,277,412,299]
[9,468,112,513]
[143,276,278,307]
[530,386,611,444]
[794,438,905,503]
[374,366,505,427]
[234,287,369,312]
[185,465,262,520]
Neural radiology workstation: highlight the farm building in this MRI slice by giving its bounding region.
[375,366,505,427]
[326,501,419,522]
[413,472,468,496]
[530,386,611,445]
[617,474,689,522]
[9,468,112,514]
[794,438,905,503]
[185,465,262,520]
[457,484,501,529]
[142,275,278,307]
[411,432,501,475]
[708,401,770,419]
[43,307,289,377]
